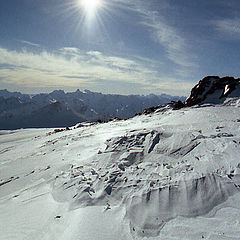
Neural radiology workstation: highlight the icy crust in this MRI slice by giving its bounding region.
[51,107,240,238]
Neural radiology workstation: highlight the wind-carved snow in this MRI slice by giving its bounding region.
[1,102,240,239]
[50,106,240,238]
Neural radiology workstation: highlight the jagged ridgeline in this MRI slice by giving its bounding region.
[0,89,185,130]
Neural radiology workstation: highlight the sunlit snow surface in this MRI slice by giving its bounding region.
[1,99,240,240]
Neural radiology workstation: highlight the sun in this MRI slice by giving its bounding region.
[67,0,107,33]
[79,0,102,14]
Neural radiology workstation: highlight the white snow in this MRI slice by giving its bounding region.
[1,101,240,239]
[224,85,230,96]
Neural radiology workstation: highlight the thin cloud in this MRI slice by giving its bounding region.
[213,18,240,37]
[18,40,40,48]
[0,46,192,95]
[0,47,157,88]
[59,47,81,54]
[146,77,195,96]
[86,51,102,57]
[113,0,197,75]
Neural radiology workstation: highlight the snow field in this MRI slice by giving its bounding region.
[1,103,240,239]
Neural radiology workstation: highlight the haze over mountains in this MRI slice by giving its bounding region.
[0,89,185,130]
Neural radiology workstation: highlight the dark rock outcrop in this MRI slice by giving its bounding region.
[185,76,240,106]
[139,76,240,114]
[137,100,186,116]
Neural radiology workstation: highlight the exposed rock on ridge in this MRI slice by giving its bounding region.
[186,76,240,106]
[137,76,240,116]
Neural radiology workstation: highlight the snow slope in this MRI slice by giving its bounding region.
[1,99,240,239]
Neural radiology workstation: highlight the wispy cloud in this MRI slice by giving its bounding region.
[18,40,41,48]
[147,78,195,96]
[0,46,192,95]
[59,47,80,54]
[0,47,157,88]
[113,0,197,76]
[212,18,240,37]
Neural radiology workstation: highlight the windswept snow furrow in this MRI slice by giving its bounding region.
[0,176,19,187]
[147,133,161,153]
[127,174,238,237]
[0,146,15,154]
[52,162,240,238]
[169,142,201,157]
[104,131,162,156]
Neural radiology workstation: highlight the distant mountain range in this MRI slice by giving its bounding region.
[0,89,185,129]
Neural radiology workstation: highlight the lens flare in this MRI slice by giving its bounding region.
[79,0,102,14]
[62,0,109,37]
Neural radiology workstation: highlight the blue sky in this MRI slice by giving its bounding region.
[0,0,240,96]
